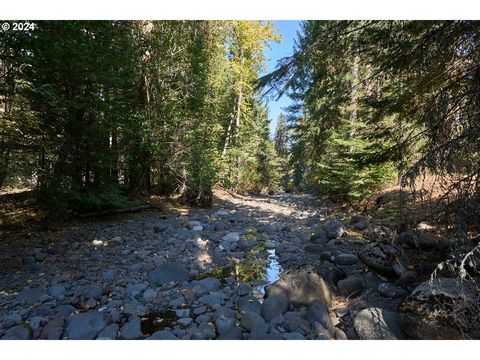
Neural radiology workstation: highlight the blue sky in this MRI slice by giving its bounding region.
[261,20,302,136]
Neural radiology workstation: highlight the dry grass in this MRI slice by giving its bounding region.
[353,173,474,234]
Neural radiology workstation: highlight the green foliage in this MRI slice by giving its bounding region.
[0,20,281,217]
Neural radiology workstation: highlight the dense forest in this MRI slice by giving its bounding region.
[0,20,281,215]
[263,21,480,230]
[1,19,480,341]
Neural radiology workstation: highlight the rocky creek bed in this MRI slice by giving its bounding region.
[0,192,478,340]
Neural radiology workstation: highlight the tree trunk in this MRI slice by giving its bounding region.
[349,52,360,153]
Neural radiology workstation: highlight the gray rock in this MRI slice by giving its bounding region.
[16,287,47,305]
[261,293,289,322]
[283,311,308,333]
[175,309,190,318]
[98,323,119,340]
[195,314,212,324]
[142,288,156,302]
[333,328,348,340]
[198,291,226,307]
[28,316,48,330]
[121,317,143,340]
[337,276,365,297]
[188,220,202,229]
[238,239,257,250]
[215,315,236,334]
[194,277,221,292]
[327,239,345,247]
[323,220,346,239]
[310,229,329,244]
[213,221,227,231]
[214,307,236,319]
[268,313,284,332]
[353,221,368,231]
[395,270,418,289]
[306,300,331,328]
[1,325,31,340]
[238,296,262,315]
[364,272,384,290]
[122,302,146,316]
[266,265,332,306]
[334,253,359,266]
[3,312,22,328]
[126,283,147,297]
[102,269,117,282]
[128,263,143,273]
[283,332,305,340]
[168,295,185,308]
[48,285,66,298]
[215,209,229,216]
[217,326,243,340]
[378,283,408,299]
[249,333,283,340]
[397,231,439,250]
[191,322,216,340]
[240,310,266,334]
[222,232,240,243]
[66,312,107,340]
[40,317,64,340]
[177,317,193,327]
[55,304,76,317]
[354,307,406,340]
[304,244,325,255]
[237,283,251,296]
[77,284,103,299]
[147,330,178,340]
[193,306,207,315]
[110,309,122,323]
[264,241,276,249]
[147,262,190,286]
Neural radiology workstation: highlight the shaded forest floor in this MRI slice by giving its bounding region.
[0,179,452,241]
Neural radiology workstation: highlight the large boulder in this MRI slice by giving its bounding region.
[265,265,332,307]
[147,262,190,286]
[66,312,107,340]
[354,307,406,340]
[398,278,480,339]
[358,243,404,278]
